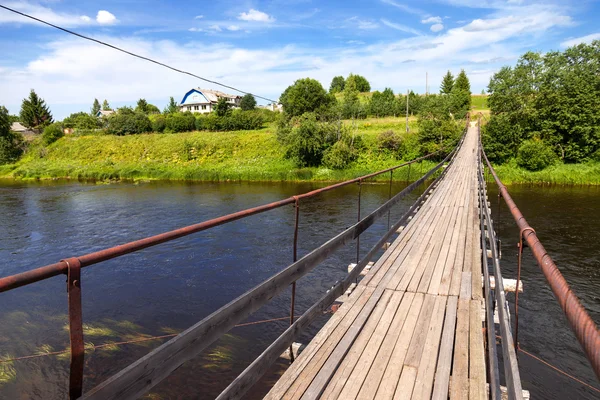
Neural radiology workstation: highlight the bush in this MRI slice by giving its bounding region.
[516,140,558,171]
[194,110,264,131]
[106,111,152,135]
[377,130,403,154]
[165,112,195,133]
[0,133,24,164]
[63,112,100,130]
[42,123,64,145]
[322,140,358,169]
[277,112,337,167]
[150,114,166,133]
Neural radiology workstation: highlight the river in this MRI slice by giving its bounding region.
[0,180,598,399]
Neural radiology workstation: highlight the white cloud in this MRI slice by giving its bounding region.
[422,16,442,24]
[560,33,600,48]
[381,0,425,16]
[227,25,241,31]
[358,20,379,30]
[381,19,421,35]
[194,15,204,20]
[96,10,117,25]
[0,1,94,27]
[209,24,222,32]
[238,9,275,23]
[188,27,203,32]
[431,24,444,32]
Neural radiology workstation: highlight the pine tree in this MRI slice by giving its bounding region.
[164,96,178,114]
[214,97,231,117]
[440,71,454,94]
[454,69,471,93]
[19,90,53,132]
[102,100,111,111]
[91,98,101,116]
[450,69,472,118]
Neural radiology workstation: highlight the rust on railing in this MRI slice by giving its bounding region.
[481,144,600,381]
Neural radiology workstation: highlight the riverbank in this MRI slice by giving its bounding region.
[1,117,598,185]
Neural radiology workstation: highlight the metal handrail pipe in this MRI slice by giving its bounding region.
[481,148,600,381]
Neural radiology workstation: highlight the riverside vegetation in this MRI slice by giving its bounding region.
[2,43,600,185]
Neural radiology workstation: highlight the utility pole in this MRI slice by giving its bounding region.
[406,89,409,133]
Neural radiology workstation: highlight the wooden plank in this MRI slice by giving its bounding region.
[438,206,465,295]
[460,271,472,300]
[469,299,487,400]
[284,287,384,399]
[450,299,470,400]
[411,295,448,400]
[332,290,405,399]
[404,294,436,368]
[431,296,458,400]
[356,292,416,400]
[376,293,425,399]
[393,366,418,400]
[427,200,460,295]
[264,285,371,400]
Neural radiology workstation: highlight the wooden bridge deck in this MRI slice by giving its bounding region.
[266,125,486,400]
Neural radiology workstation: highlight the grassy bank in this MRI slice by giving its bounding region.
[490,160,600,185]
[3,116,598,185]
[2,118,432,182]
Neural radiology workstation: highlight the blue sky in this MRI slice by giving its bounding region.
[1,0,599,119]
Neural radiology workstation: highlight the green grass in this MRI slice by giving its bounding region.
[4,118,427,183]
[492,160,600,185]
[470,94,489,111]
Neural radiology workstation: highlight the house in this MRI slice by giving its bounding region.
[179,88,241,114]
[259,103,283,112]
[95,110,115,118]
[10,122,31,133]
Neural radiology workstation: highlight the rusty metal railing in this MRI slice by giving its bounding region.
[0,143,457,398]
[479,119,600,381]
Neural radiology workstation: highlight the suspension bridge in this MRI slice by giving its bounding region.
[0,117,598,400]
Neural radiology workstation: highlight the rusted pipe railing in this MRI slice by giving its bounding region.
[481,146,600,381]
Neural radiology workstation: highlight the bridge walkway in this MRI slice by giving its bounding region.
[265,124,487,400]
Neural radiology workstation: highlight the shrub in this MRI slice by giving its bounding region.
[150,114,166,133]
[516,140,558,171]
[277,112,337,167]
[165,112,195,133]
[378,130,402,152]
[106,111,152,135]
[42,123,64,145]
[322,140,358,169]
[63,112,100,130]
[0,133,24,164]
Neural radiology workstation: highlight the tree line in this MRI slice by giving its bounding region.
[483,40,600,170]
[276,71,471,170]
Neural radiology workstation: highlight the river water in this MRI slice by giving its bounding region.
[0,180,598,399]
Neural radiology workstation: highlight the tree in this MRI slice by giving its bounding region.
[450,69,471,118]
[91,98,101,116]
[102,100,112,111]
[214,97,231,117]
[240,93,257,111]
[440,71,454,94]
[63,112,101,130]
[279,78,333,118]
[346,74,370,92]
[0,105,23,164]
[19,89,53,132]
[164,96,178,114]
[341,77,363,118]
[135,99,160,114]
[329,76,345,93]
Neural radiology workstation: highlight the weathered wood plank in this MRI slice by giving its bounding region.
[469,299,487,400]
[431,296,459,400]
[450,299,470,400]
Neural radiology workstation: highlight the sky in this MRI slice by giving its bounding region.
[0,0,599,119]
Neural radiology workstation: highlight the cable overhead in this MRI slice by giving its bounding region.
[0,4,278,103]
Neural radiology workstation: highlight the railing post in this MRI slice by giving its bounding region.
[387,170,393,230]
[289,198,300,362]
[407,163,411,183]
[64,257,84,399]
[356,180,362,264]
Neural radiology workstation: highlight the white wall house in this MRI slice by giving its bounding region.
[179,88,242,114]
